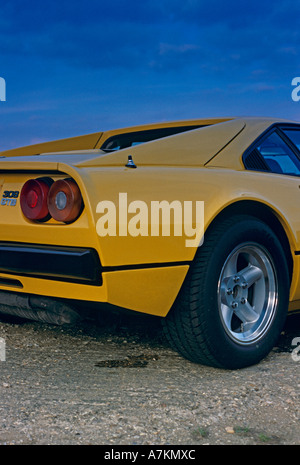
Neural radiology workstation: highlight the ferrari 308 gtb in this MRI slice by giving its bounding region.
[0,116,299,369]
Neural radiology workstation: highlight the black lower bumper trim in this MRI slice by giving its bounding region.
[0,242,102,285]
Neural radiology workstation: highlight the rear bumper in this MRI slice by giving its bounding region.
[0,240,190,317]
[0,242,102,285]
[0,242,190,317]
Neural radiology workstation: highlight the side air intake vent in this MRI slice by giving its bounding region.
[243,150,270,172]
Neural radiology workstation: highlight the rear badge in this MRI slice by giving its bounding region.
[1,190,19,206]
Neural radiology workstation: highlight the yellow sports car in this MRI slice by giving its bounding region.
[0,116,299,369]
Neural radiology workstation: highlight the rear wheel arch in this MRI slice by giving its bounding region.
[204,200,294,285]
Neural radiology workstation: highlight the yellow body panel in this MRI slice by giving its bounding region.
[1,117,300,317]
[0,132,103,158]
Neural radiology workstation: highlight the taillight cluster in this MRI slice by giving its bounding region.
[20,177,83,223]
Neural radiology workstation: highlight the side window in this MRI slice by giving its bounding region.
[256,132,300,176]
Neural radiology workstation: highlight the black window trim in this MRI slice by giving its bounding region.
[277,124,300,154]
[100,125,205,152]
[242,123,300,177]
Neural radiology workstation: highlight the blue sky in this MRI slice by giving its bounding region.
[0,0,300,150]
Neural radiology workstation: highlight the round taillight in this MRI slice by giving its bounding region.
[20,179,51,221]
[48,179,83,223]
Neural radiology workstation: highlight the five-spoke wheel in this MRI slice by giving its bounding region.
[163,215,289,369]
[218,243,277,345]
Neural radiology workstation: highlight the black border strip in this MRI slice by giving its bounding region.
[101,260,192,273]
[0,241,192,285]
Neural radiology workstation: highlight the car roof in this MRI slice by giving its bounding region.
[0,117,233,158]
[76,117,297,168]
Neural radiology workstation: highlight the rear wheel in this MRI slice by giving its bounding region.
[163,216,290,369]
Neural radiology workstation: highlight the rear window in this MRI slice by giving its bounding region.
[101,125,203,151]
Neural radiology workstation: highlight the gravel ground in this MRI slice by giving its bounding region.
[0,308,299,446]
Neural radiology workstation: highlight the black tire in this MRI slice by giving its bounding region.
[162,215,290,369]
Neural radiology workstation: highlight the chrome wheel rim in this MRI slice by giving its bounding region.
[218,243,278,345]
